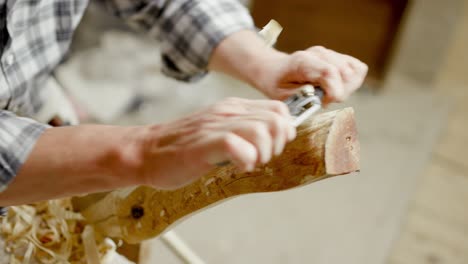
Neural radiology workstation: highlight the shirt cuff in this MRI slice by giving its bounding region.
[0,111,48,193]
[158,0,255,82]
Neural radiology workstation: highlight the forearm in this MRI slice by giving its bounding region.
[0,125,143,206]
[208,30,287,91]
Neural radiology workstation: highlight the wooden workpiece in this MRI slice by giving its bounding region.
[79,107,360,244]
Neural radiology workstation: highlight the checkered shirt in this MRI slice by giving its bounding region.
[0,0,253,203]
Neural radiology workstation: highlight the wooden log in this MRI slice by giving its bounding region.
[79,107,359,244]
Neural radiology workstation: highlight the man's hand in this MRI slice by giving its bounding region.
[1,98,295,205]
[209,30,368,105]
[253,46,368,104]
[138,97,295,189]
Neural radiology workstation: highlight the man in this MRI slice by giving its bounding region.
[0,0,367,207]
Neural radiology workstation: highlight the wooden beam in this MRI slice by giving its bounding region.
[79,107,360,244]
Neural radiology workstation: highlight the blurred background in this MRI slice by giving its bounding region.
[54,0,468,263]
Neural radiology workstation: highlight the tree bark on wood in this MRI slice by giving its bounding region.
[77,107,360,244]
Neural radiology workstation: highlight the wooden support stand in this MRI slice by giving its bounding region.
[78,107,360,245]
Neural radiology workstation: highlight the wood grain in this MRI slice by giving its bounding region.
[80,108,360,244]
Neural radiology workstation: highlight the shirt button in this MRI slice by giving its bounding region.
[4,54,15,66]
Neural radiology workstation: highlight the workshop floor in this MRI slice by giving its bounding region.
[388,90,468,264]
[388,15,468,262]
[56,28,451,263]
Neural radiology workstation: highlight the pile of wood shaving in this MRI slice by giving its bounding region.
[0,199,132,264]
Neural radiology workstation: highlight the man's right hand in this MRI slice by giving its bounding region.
[0,98,296,206]
[136,97,296,190]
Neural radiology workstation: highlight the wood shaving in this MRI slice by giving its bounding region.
[0,199,124,264]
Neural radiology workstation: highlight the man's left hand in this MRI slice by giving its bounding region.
[210,30,368,105]
[253,46,368,105]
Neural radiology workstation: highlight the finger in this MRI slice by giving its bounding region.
[344,56,368,80]
[267,114,287,157]
[206,99,292,161]
[344,55,368,74]
[342,55,368,92]
[308,46,354,82]
[214,98,291,119]
[292,51,347,103]
[228,120,273,164]
[202,132,258,172]
[222,133,258,171]
[305,60,346,102]
[242,111,295,156]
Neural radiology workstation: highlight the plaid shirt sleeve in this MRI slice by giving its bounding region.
[100,0,255,82]
[0,111,48,193]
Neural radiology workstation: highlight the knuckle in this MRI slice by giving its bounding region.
[253,123,269,139]
[222,132,234,145]
[269,114,284,132]
[293,50,309,57]
[322,65,339,77]
[244,147,257,163]
[349,57,368,72]
[291,53,315,77]
[333,92,347,102]
[210,100,241,115]
[361,62,369,72]
[326,89,342,102]
[221,133,236,149]
[251,123,266,134]
[292,51,311,64]
[222,97,245,107]
[311,45,326,52]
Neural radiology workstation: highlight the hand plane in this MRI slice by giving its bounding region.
[284,85,324,127]
[259,20,325,127]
